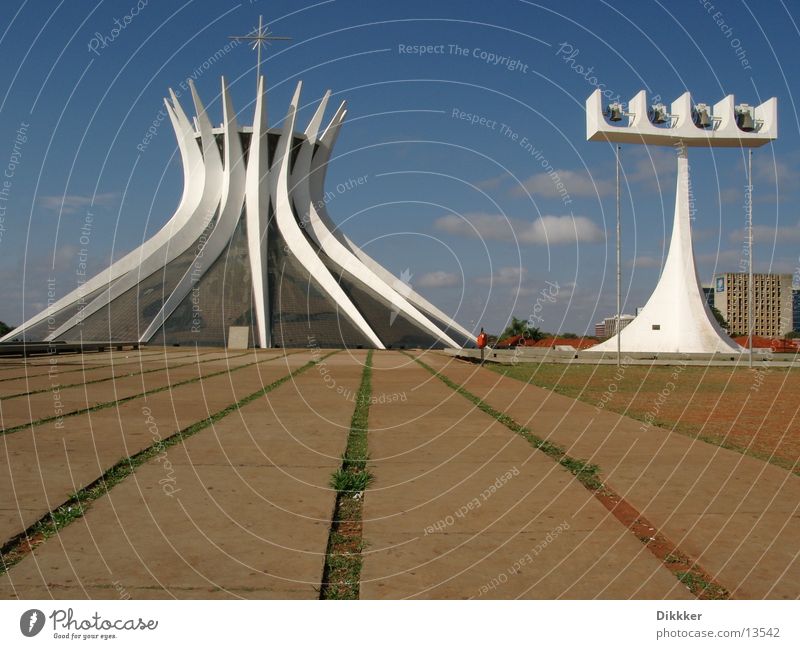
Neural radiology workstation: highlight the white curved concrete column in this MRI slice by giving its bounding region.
[273,82,384,348]
[140,77,246,343]
[308,106,474,343]
[6,75,475,349]
[245,75,271,348]
[592,149,740,354]
[46,84,226,341]
[348,244,474,341]
[296,94,460,348]
[4,88,210,342]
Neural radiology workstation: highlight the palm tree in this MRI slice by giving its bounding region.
[499,317,543,342]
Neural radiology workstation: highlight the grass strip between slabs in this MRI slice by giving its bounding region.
[405,352,730,600]
[320,349,374,599]
[1,351,251,401]
[0,348,218,384]
[0,351,292,436]
[0,350,339,576]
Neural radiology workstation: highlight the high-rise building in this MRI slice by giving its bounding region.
[603,314,636,338]
[713,273,793,338]
[793,288,800,333]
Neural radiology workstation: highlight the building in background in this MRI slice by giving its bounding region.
[794,288,800,333]
[702,284,715,309]
[713,273,793,338]
[603,314,636,339]
[594,321,606,338]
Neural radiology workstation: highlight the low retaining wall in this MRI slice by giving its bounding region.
[445,347,797,367]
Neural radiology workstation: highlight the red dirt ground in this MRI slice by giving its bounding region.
[493,363,800,474]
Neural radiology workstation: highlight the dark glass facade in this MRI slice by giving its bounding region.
[15,130,466,349]
[267,219,371,349]
[152,209,254,347]
[60,211,219,342]
[20,285,107,342]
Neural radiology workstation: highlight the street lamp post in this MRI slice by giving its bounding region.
[748,149,754,369]
[616,145,622,368]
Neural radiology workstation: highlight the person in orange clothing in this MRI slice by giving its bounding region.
[476,327,488,363]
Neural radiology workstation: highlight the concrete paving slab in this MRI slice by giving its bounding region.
[0,353,263,430]
[361,351,691,599]
[0,350,363,599]
[0,348,182,379]
[0,585,314,600]
[0,350,235,395]
[0,353,313,543]
[420,352,800,599]
[364,530,691,599]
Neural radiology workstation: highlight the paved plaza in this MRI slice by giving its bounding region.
[0,348,797,599]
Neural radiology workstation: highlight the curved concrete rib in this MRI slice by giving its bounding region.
[46,85,225,341]
[295,96,460,348]
[7,75,474,349]
[3,88,209,342]
[140,77,246,343]
[348,240,474,342]
[307,105,473,343]
[274,82,384,349]
[245,75,270,348]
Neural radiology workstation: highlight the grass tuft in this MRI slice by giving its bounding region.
[320,350,374,600]
[676,571,730,599]
[329,469,373,493]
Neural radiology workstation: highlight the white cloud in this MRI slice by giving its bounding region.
[720,157,800,204]
[696,249,744,266]
[434,212,604,246]
[512,168,612,198]
[416,271,460,288]
[525,215,604,244]
[728,221,800,244]
[756,258,799,274]
[507,153,683,203]
[628,255,662,269]
[626,148,677,187]
[476,266,527,286]
[756,158,800,186]
[718,187,742,204]
[434,212,513,240]
[38,192,118,214]
[696,249,798,277]
[475,174,506,191]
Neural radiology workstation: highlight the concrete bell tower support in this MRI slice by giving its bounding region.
[585,89,777,355]
[591,148,739,353]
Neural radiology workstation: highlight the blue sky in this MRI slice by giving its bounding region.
[0,0,798,335]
